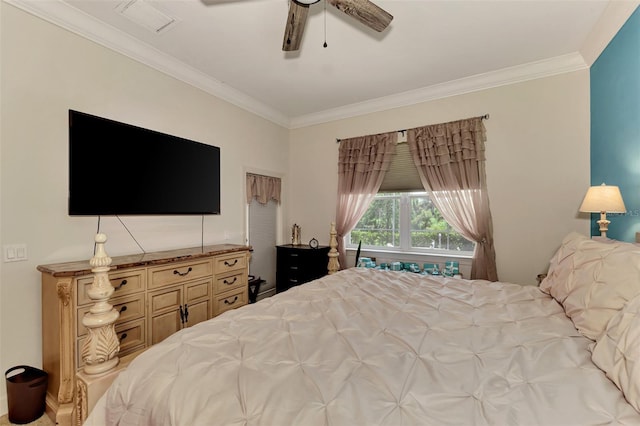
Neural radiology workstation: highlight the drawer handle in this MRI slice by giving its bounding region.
[178,304,190,323]
[114,279,128,290]
[120,333,127,342]
[224,259,238,267]
[224,296,238,305]
[119,306,128,314]
[223,277,238,286]
[173,267,192,277]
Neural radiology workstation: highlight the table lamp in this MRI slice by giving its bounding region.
[579,183,626,238]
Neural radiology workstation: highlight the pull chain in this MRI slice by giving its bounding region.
[323,0,328,48]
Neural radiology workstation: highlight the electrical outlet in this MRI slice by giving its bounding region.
[4,244,28,262]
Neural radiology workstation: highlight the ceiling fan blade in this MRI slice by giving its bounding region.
[327,0,393,32]
[282,2,310,52]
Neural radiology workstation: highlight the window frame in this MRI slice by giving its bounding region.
[346,191,475,257]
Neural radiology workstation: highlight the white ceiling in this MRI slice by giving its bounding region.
[6,0,635,128]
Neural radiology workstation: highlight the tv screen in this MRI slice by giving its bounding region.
[69,110,221,215]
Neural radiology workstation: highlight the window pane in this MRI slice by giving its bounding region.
[350,196,400,247]
[410,195,475,252]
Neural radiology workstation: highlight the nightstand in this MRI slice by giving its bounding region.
[276,244,330,293]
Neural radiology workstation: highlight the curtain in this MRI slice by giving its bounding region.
[335,132,397,268]
[246,173,281,205]
[407,117,498,281]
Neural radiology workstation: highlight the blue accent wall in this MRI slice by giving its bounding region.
[590,7,640,241]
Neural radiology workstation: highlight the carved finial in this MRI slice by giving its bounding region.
[90,233,112,269]
[327,222,340,275]
[82,233,120,374]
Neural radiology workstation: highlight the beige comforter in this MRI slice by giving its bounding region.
[86,268,640,425]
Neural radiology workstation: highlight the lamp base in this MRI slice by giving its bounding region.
[597,211,610,238]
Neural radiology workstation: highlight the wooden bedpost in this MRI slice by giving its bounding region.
[328,222,340,274]
[81,233,120,374]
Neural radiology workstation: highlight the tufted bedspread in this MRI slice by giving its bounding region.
[86,268,640,425]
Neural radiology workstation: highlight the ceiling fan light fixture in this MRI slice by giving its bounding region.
[294,0,321,5]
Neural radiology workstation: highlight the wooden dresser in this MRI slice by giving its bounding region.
[38,244,251,425]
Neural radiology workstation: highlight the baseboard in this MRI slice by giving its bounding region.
[256,288,276,302]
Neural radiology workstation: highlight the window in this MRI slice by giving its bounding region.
[348,192,475,255]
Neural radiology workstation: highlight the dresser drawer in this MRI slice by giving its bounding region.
[185,278,212,304]
[77,293,145,337]
[77,318,145,368]
[148,259,213,289]
[214,253,247,275]
[215,289,247,316]
[213,271,247,294]
[77,268,146,306]
[284,250,303,265]
[148,285,183,315]
[116,319,146,355]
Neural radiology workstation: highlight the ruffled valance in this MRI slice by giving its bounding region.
[246,173,281,205]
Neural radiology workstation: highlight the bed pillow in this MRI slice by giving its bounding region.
[592,294,640,413]
[539,232,589,302]
[540,233,640,340]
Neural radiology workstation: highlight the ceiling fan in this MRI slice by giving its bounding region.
[283,0,393,51]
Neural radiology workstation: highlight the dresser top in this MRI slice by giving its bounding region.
[277,244,330,250]
[37,244,251,277]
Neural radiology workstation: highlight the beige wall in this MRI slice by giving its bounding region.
[289,70,591,285]
[0,3,289,413]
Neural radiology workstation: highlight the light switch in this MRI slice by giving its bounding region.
[16,246,26,260]
[4,244,27,262]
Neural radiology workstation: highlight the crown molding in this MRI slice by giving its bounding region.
[580,1,639,66]
[5,0,291,128]
[289,53,588,129]
[6,0,593,130]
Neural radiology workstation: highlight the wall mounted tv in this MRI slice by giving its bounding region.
[69,110,221,215]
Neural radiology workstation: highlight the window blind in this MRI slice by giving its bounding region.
[379,142,424,192]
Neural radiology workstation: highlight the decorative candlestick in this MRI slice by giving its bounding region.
[292,224,301,245]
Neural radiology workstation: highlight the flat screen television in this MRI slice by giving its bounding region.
[69,110,221,215]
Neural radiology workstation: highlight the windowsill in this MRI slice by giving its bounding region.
[346,247,473,260]
[344,247,473,277]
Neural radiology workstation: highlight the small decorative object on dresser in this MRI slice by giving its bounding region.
[309,238,319,249]
[276,243,330,293]
[291,223,301,245]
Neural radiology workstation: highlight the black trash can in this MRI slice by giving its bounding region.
[5,366,48,424]
[248,275,264,304]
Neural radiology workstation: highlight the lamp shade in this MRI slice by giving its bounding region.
[579,183,626,213]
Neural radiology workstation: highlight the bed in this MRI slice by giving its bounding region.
[84,232,640,425]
